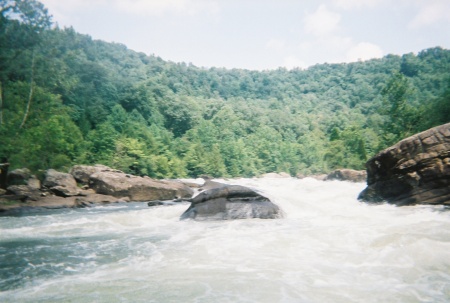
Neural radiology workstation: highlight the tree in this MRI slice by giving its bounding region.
[0,0,52,129]
[379,72,419,147]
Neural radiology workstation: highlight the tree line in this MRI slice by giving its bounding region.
[1,0,449,178]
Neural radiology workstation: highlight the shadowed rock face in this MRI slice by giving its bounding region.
[358,123,450,206]
[180,183,282,220]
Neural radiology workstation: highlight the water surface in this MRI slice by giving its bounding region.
[1,177,450,302]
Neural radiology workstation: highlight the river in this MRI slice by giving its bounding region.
[1,177,450,302]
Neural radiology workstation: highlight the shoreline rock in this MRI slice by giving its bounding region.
[358,122,450,206]
[1,165,194,214]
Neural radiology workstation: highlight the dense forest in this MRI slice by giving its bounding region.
[1,0,449,178]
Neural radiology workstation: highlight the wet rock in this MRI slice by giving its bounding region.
[147,200,180,207]
[358,122,450,205]
[325,169,367,183]
[75,194,129,207]
[262,172,291,178]
[180,183,282,221]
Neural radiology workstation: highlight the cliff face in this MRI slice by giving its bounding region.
[358,123,450,206]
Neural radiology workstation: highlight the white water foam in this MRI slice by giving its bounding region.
[1,177,450,302]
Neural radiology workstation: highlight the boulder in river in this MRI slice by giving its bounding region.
[325,169,367,182]
[180,182,282,220]
[358,122,450,206]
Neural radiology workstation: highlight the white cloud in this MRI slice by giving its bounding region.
[332,0,386,9]
[409,1,450,29]
[284,56,307,70]
[304,5,341,37]
[114,0,219,16]
[41,0,107,10]
[42,0,219,18]
[346,42,383,62]
[266,39,286,52]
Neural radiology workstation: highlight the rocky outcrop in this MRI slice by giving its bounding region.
[325,169,367,183]
[90,169,193,201]
[180,182,282,220]
[1,165,195,213]
[7,168,32,185]
[6,184,41,201]
[43,169,81,197]
[70,164,115,185]
[358,123,450,206]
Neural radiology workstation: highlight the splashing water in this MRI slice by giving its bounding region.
[1,177,450,302]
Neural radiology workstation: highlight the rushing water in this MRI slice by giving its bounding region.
[1,177,450,302]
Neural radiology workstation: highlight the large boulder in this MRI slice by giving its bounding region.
[7,168,41,189]
[43,169,81,197]
[180,182,282,220]
[358,123,450,205]
[70,164,115,185]
[89,170,193,201]
[6,184,41,201]
[7,168,32,185]
[325,169,367,182]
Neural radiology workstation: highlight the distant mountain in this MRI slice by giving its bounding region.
[1,1,449,177]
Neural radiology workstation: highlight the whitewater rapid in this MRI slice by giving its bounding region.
[1,177,450,302]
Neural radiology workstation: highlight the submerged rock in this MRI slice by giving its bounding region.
[75,194,129,207]
[325,169,367,183]
[180,183,282,220]
[358,122,450,206]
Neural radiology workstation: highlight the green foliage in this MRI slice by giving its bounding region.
[1,1,450,177]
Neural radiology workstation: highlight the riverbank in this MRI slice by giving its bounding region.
[0,167,366,215]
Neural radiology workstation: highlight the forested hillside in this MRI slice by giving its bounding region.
[1,0,449,178]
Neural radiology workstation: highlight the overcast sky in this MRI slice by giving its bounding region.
[39,0,450,70]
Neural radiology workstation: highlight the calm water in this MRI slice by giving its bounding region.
[1,177,450,302]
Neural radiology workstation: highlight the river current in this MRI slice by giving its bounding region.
[1,177,450,302]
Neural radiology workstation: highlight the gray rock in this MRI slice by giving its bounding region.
[75,194,129,207]
[7,168,32,185]
[325,169,367,182]
[70,164,113,184]
[89,170,193,201]
[6,185,41,201]
[180,183,282,221]
[27,176,41,189]
[44,169,81,197]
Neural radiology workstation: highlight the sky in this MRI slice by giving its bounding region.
[39,0,450,70]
